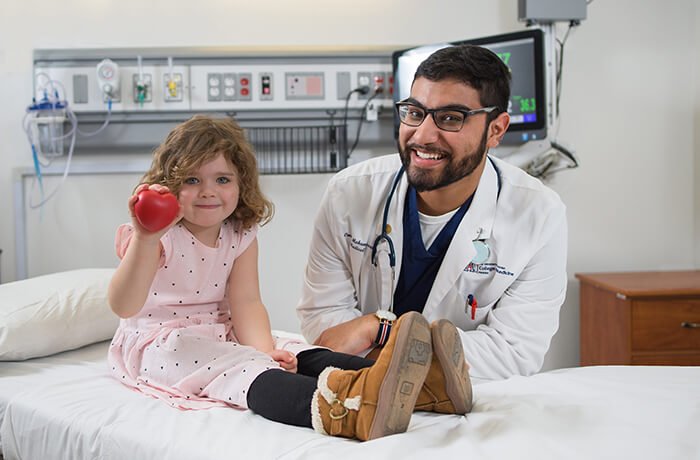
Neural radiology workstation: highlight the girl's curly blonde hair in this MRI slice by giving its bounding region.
[140,115,273,228]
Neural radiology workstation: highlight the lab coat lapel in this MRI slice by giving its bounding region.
[423,157,499,315]
[389,172,409,289]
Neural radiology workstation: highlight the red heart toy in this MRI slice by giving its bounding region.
[134,190,180,232]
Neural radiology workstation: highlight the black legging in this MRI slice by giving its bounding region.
[246,349,374,427]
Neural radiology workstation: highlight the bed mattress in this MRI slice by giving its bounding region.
[1,341,699,460]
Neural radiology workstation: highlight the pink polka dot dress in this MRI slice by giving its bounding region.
[108,220,313,410]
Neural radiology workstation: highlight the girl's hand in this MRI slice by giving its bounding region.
[128,184,183,238]
[267,349,298,373]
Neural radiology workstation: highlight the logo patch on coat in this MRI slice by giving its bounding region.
[465,262,514,277]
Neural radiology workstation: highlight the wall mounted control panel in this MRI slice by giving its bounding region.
[33,48,395,114]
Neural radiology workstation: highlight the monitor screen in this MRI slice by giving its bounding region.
[392,29,546,145]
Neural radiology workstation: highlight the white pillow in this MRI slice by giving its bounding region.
[0,268,119,361]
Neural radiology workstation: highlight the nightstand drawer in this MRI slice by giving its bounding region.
[632,300,700,351]
[631,351,700,365]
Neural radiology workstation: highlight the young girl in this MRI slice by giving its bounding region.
[107,115,436,441]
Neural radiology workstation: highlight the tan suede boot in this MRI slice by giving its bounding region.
[311,311,432,441]
[414,319,473,414]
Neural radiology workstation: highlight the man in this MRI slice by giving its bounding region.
[297,44,567,381]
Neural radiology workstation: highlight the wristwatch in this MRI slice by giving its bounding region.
[373,310,397,346]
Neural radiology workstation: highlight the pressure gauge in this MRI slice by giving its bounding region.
[96,58,120,101]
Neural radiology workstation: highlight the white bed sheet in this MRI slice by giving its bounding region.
[1,341,699,460]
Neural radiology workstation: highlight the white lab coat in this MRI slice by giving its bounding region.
[297,153,568,380]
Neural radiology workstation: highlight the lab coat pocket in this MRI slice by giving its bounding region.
[453,273,497,324]
[457,285,497,322]
[463,296,496,323]
[358,250,392,311]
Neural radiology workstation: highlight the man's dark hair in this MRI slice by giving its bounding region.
[414,44,511,115]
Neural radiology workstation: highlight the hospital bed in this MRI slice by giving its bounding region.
[1,270,699,460]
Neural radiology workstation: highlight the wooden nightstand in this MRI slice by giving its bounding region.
[576,271,700,366]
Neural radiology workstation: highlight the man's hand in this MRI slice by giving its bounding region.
[314,314,378,355]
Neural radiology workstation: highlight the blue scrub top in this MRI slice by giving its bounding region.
[392,186,473,316]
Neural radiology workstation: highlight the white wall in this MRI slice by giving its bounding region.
[541,1,698,370]
[1,0,698,371]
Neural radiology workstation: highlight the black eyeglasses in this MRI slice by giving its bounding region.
[395,100,499,132]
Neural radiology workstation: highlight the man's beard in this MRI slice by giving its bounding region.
[399,127,489,192]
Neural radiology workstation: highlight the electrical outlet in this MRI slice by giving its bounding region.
[386,71,395,100]
[207,73,222,102]
[238,73,252,101]
[366,100,379,122]
[222,73,237,101]
[371,72,386,98]
[357,72,371,99]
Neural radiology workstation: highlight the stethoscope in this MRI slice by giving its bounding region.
[370,159,502,312]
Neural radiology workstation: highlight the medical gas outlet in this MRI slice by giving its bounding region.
[133,74,152,105]
[165,73,184,102]
[96,59,120,102]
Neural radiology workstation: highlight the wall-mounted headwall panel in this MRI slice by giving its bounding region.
[33,48,395,114]
[32,47,399,174]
